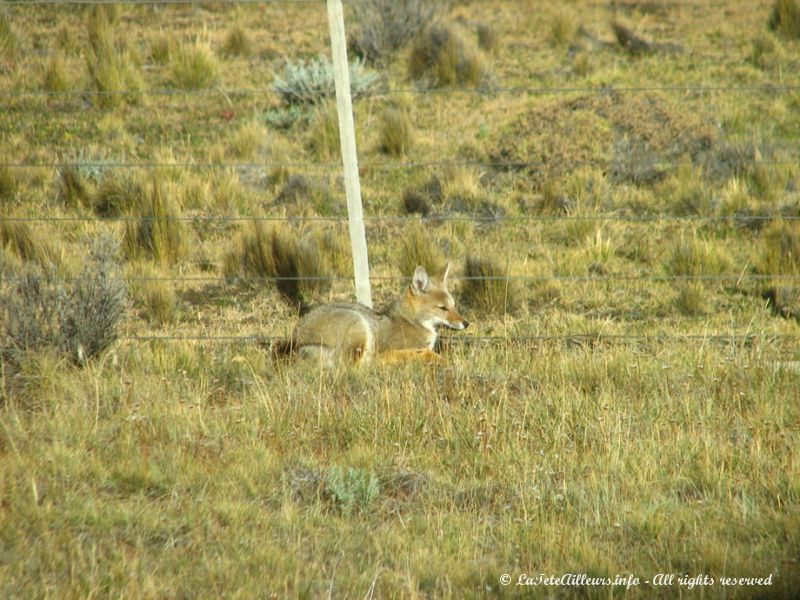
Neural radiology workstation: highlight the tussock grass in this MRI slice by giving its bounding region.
[476,23,498,52]
[461,255,521,315]
[0,220,61,269]
[306,102,340,160]
[227,119,265,160]
[128,263,179,326]
[757,220,800,275]
[0,10,18,58]
[56,167,91,209]
[674,282,708,316]
[549,10,575,47]
[42,55,70,92]
[123,179,185,265]
[148,32,172,64]
[769,0,800,39]
[398,221,446,277]
[170,39,219,89]
[224,220,334,310]
[221,24,252,57]
[378,106,413,156]
[409,23,492,88]
[664,235,735,277]
[92,172,145,217]
[85,5,144,108]
[0,162,18,202]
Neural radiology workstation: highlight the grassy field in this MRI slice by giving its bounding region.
[1,0,800,597]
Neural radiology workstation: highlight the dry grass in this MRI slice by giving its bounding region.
[1,1,800,597]
[409,23,492,88]
[378,106,414,156]
[123,179,185,265]
[170,39,219,89]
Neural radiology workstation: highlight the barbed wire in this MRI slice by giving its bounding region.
[117,333,800,344]
[3,274,799,284]
[2,157,799,172]
[3,213,799,224]
[2,83,799,101]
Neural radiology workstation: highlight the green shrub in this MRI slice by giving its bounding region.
[324,466,380,516]
[272,55,378,106]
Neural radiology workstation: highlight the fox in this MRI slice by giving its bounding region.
[275,263,469,366]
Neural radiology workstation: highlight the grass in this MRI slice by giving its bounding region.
[1,1,800,597]
[378,106,414,156]
[170,39,219,90]
[409,22,492,88]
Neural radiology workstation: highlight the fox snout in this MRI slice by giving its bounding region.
[445,313,469,330]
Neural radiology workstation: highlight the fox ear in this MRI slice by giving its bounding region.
[411,266,430,294]
[441,261,451,284]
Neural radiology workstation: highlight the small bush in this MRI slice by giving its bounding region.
[224,221,334,310]
[348,0,445,63]
[170,40,219,90]
[378,107,413,156]
[461,256,520,315]
[1,235,126,368]
[273,55,379,106]
[769,0,800,39]
[409,23,492,88]
[221,24,252,57]
[324,466,380,516]
[399,222,446,277]
[123,180,185,265]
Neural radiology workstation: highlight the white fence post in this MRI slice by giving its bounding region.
[326,0,373,308]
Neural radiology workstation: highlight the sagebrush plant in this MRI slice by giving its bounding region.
[348,0,446,63]
[461,255,520,315]
[170,39,219,90]
[272,55,379,106]
[409,23,492,88]
[324,466,380,516]
[123,179,185,265]
[1,234,126,368]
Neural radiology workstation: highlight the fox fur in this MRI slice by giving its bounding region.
[274,264,468,366]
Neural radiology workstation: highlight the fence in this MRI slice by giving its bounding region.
[1,0,799,349]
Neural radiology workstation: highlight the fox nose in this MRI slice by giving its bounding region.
[462,320,470,329]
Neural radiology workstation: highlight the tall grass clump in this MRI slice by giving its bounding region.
[1,234,126,368]
[56,167,92,209]
[273,55,378,106]
[348,0,446,63]
[664,235,735,277]
[757,220,800,275]
[85,5,144,108]
[128,263,179,326]
[549,10,575,47]
[769,0,800,39]
[221,24,252,57]
[224,221,334,310]
[92,171,145,217]
[398,221,446,277]
[461,255,520,315]
[378,106,413,156]
[306,102,341,160]
[42,55,71,92]
[0,220,61,269]
[0,10,18,59]
[0,161,18,202]
[170,39,219,89]
[409,23,492,88]
[123,180,185,265]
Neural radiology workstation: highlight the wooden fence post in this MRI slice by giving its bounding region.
[326,0,372,308]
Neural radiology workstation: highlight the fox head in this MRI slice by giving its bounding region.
[408,263,469,331]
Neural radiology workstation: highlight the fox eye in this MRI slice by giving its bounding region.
[438,305,448,311]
